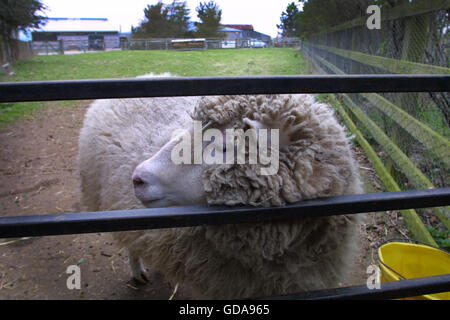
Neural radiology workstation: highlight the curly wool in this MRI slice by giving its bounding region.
[194,95,362,207]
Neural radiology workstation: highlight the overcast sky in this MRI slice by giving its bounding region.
[40,0,300,38]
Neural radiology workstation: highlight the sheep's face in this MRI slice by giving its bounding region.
[132,124,205,208]
[132,117,279,208]
[132,94,357,209]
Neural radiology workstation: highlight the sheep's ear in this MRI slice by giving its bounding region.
[243,118,290,147]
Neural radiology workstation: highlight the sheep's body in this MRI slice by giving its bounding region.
[79,92,364,299]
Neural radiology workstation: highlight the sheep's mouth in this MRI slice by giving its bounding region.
[141,198,166,207]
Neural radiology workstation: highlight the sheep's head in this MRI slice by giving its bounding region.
[132,94,357,208]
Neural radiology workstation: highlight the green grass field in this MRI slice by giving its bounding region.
[2,48,306,81]
[0,48,306,124]
[0,48,306,125]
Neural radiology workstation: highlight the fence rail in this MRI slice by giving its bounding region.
[304,47,450,167]
[324,92,438,245]
[121,37,270,50]
[264,274,450,300]
[0,74,448,103]
[1,188,448,239]
[303,0,450,248]
[304,47,450,236]
[31,41,64,55]
[312,43,450,74]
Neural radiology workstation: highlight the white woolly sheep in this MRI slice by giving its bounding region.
[78,82,364,299]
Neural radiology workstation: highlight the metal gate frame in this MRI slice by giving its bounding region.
[0,74,449,300]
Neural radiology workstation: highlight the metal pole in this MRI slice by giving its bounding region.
[0,74,448,103]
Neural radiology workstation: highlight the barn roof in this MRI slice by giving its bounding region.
[221,24,254,31]
[35,18,119,33]
[220,27,242,33]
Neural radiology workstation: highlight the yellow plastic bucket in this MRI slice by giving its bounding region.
[378,241,450,300]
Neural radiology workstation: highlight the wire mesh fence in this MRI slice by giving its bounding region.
[120,37,270,50]
[302,1,449,241]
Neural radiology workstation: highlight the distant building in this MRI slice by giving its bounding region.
[31,18,120,51]
[221,24,271,43]
[219,24,271,48]
[220,26,242,41]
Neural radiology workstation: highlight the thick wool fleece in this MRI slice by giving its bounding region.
[79,93,364,299]
[193,95,363,206]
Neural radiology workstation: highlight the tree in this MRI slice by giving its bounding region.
[133,2,168,38]
[195,1,223,38]
[0,0,46,63]
[293,0,375,37]
[167,1,191,38]
[277,2,300,37]
[0,0,46,38]
[132,1,192,38]
[277,0,390,38]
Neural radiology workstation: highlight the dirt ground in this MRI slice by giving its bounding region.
[0,102,407,299]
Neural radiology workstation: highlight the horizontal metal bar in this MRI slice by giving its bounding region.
[0,75,448,103]
[263,274,450,300]
[0,188,448,238]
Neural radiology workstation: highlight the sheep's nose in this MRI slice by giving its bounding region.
[132,164,158,192]
[133,176,146,188]
[132,168,151,190]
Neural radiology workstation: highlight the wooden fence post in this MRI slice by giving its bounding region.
[59,40,64,55]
